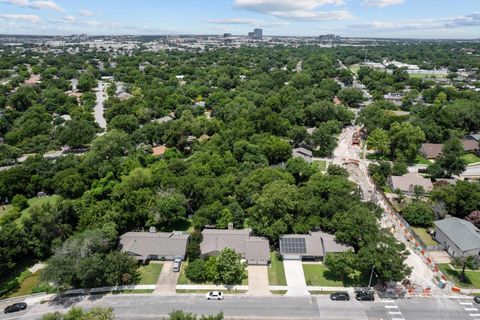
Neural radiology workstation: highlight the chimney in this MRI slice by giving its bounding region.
[228,223,234,230]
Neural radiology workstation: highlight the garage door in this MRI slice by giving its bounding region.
[283,254,301,260]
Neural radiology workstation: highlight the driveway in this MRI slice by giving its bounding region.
[154,261,179,295]
[247,265,271,296]
[283,260,310,296]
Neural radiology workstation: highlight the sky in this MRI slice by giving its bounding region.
[0,0,479,39]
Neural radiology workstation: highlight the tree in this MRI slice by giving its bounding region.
[185,259,207,283]
[213,248,246,286]
[367,128,390,155]
[436,138,467,177]
[0,144,21,166]
[327,164,349,177]
[337,88,364,108]
[466,211,480,228]
[150,192,187,227]
[77,72,97,92]
[169,310,224,320]
[357,233,411,282]
[413,185,425,201]
[109,114,139,134]
[57,118,97,148]
[392,161,408,176]
[453,256,478,283]
[402,202,434,227]
[12,194,29,210]
[286,157,317,184]
[324,252,356,282]
[256,135,292,164]
[388,122,425,162]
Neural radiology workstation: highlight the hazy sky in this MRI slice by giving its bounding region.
[0,0,479,38]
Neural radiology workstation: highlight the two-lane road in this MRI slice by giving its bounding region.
[0,295,475,320]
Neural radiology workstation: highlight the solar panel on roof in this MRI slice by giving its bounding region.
[280,237,307,254]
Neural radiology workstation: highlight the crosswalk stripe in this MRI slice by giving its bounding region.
[461,302,474,305]
[465,308,478,311]
[385,305,399,309]
[389,311,402,315]
[382,299,394,303]
[469,314,480,317]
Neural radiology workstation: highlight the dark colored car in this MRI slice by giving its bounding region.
[474,296,480,304]
[356,292,375,301]
[4,302,27,314]
[330,292,350,301]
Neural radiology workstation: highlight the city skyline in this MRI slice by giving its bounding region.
[0,0,479,39]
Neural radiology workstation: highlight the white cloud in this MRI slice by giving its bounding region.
[84,20,100,27]
[233,0,352,21]
[349,12,480,32]
[362,0,404,8]
[78,9,94,16]
[61,15,76,23]
[207,17,290,27]
[0,0,63,11]
[0,13,41,23]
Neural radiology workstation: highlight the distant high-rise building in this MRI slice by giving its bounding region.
[318,34,340,42]
[253,28,263,40]
[223,33,232,38]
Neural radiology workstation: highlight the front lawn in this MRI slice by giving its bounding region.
[414,155,432,165]
[438,263,480,289]
[313,160,327,172]
[412,227,438,247]
[303,264,344,287]
[137,263,163,285]
[268,252,287,286]
[462,154,480,165]
[0,267,42,299]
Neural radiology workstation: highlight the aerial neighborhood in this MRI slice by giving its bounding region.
[1,0,480,319]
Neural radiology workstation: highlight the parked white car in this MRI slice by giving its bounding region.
[206,291,224,300]
[173,258,182,272]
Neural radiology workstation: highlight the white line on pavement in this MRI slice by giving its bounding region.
[389,311,402,315]
[469,314,480,317]
[385,305,399,309]
[381,299,394,303]
[465,308,478,311]
[461,302,474,305]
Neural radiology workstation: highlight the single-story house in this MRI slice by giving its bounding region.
[119,231,189,263]
[434,217,480,258]
[383,93,405,106]
[419,143,443,160]
[117,92,133,101]
[462,139,479,154]
[292,147,313,163]
[151,115,173,124]
[387,173,433,195]
[279,231,352,261]
[200,227,270,265]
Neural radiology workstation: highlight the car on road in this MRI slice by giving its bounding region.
[206,291,224,300]
[4,302,27,314]
[330,292,350,301]
[474,296,480,304]
[355,291,375,301]
[172,258,182,272]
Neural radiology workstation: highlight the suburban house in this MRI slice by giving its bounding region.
[387,173,433,195]
[292,147,313,163]
[119,230,189,263]
[462,139,479,154]
[200,227,270,265]
[383,93,405,106]
[279,231,352,261]
[151,115,173,124]
[419,143,443,160]
[434,217,480,258]
[466,133,480,143]
[420,141,478,159]
[152,145,167,156]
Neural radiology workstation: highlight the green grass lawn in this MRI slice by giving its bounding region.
[0,267,42,299]
[268,252,287,286]
[412,227,438,246]
[462,154,480,165]
[438,264,480,289]
[409,73,448,79]
[348,64,360,75]
[137,263,163,285]
[313,160,327,172]
[0,195,60,224]
[383,185,393,194]
[414,155,432,165]
[303,264,345,287]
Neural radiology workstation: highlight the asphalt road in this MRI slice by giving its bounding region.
[0,295,476,320]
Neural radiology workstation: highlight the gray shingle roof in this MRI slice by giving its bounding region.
[388,173,433,193]
[119,232,189,260]
[280,231,352,258]
[200,229,269,262]
[435,217,480,252]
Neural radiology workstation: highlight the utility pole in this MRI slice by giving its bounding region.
[368,266,377,288]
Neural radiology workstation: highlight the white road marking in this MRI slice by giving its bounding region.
[469,314,480,317]
[385,305,399,309]
[389,311,402,315]
[462,302,474,306]
[466,308,478,311]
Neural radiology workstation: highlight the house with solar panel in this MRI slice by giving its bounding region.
[279,231,352,261]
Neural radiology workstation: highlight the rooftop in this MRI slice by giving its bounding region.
[119,231,189,261]
[435,217,480,252]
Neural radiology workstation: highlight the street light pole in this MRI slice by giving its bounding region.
[368,266,375,288]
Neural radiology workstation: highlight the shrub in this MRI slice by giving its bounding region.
[402,202,434,227]
[12,194,29,210]
[185,259,207,283]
